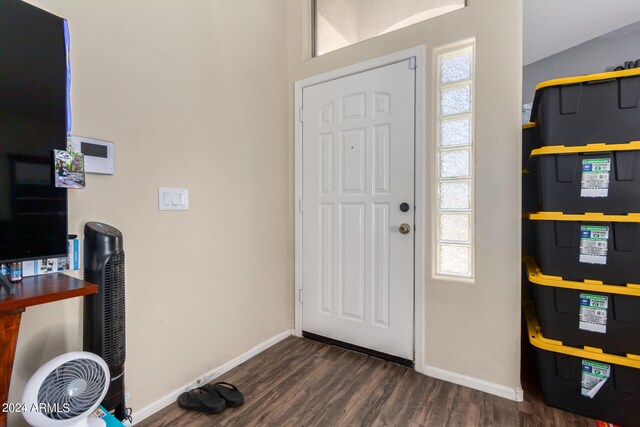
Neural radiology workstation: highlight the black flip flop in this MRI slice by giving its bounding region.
[177,388,226,413]
[201,382,244,407]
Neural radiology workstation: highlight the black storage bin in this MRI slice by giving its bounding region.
[533,286,640,356]
[522,218,537,259]
[530,212,640,285]
[526,304,640,427]
[532,69,640,147]
[522,123,539,169]
[521,261,533,301]
[522,168,540,212]
[532,142,640,214]
[535,350,640,427]
[526,257,640,355]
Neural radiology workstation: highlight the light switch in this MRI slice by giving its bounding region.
[158,188,189,211]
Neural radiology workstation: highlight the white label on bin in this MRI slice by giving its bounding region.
[581,360,610,398]
[579,293,608,333]
[581,158,610,198]
[579,225,609,265]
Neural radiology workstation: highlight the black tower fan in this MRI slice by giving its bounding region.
[83,222,126,420]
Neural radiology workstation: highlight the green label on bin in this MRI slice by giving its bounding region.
[579,293,608,334]
[581,158,610,198]
[579,225,609,265]
[581,360,610,398]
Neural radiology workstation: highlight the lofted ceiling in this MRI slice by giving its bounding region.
[524,0,640,65]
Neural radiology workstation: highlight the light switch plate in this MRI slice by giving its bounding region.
[158,188,189,211]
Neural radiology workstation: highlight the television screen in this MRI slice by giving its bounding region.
[0,0,69,263]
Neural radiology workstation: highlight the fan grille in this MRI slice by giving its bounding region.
[37,358,107,420]
[104,251,126,366]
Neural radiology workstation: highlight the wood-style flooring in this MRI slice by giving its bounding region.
[138,336,596,427]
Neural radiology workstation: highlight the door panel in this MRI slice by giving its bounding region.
[302,60,415,360]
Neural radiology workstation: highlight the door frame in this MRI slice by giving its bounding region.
[294,46,426,369]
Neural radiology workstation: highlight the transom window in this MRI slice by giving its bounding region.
[314,0,466,56]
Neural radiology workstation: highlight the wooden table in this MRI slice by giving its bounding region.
[0,273,97,427]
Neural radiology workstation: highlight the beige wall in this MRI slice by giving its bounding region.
[291,0,523,391]
[6,1,522,424]
[8,1,292,425]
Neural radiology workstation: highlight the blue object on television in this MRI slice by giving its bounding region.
[64,19,72,136]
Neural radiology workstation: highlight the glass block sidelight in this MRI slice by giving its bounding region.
[436,42,474,279]
[440,116,471,147]
[440,149,470,178]
[440,51,471,84]
[438,245,470,276]
[439,181,470,210]
[440,84,471,116]
[440,214,470,242]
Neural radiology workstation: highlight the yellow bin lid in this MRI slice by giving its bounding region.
[535,68,640,92]
[524,256,640,297]
[531,141,640,157]
[530,68,640,124]
[524,302,640,369]
[528,212,640,223]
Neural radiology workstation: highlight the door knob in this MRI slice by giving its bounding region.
[399,223,411,234]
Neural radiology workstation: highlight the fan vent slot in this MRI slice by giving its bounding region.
[103,251,126,367]
[38,358,107,420]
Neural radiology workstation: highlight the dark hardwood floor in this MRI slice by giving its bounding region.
[138,336,596,427]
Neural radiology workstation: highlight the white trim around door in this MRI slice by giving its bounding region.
[294,46,426,371]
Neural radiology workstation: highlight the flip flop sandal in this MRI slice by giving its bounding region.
[177,388,226,413]
[201,382,245,407]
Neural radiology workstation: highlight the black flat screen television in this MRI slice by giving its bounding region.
[0,0,69,263]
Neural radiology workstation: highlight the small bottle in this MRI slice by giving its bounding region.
[0,263,8,281]
[9,262,22,282]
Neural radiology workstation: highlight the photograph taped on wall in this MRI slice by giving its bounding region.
[54,149,85,188]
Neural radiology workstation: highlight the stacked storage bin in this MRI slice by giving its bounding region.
[523,68,640,426]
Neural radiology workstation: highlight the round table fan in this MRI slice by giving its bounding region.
[22,351,110,427]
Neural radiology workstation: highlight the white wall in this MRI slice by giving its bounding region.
[291,0,523,396]
[8,1,292,425]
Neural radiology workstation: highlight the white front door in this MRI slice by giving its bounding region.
[301,60,415,360]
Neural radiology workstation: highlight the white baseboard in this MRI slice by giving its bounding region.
[132,329,293,424]
[421,365,524,402]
